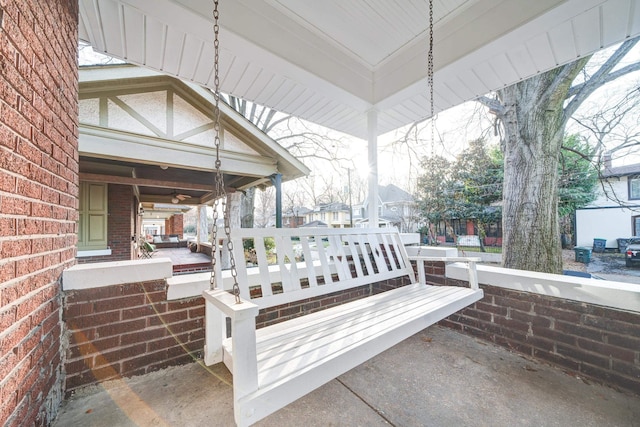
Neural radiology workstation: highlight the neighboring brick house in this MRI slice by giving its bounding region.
[576,155,640,249]
[282,206,311,228]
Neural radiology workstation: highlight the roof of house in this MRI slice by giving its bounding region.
[360,184,414,207]
[312,203,350,212]
[379,184,414,203]
[283,207,312,217]
[603,163,640,178]
[299,220,328,228]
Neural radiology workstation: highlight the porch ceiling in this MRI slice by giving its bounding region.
[78,0,640,139]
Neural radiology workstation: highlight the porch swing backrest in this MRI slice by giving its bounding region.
[215,227,416,308]
[203,226,484,427]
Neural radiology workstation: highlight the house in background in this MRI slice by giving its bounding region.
[354,184,419,232]
[305,203,352,228]
[576,156,640,249]
[282,206,312,228]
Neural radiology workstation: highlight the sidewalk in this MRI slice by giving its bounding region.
[53,326,640,426]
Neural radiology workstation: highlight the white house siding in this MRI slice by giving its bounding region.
[575,206,639,248]
[590,178,629,207]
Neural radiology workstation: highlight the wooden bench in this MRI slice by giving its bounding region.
[203,228,483,426]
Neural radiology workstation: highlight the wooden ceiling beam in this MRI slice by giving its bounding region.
[79,172,213,192]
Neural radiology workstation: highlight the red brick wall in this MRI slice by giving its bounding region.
[63,281,204,395]
[0,1,78,425]
[164,214,183,238]
[171,214,183,239]
[108,184,135,260]
[442,280,640,396]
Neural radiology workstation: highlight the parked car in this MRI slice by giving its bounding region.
[625,237,640,267]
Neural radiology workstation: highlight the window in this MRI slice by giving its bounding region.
[450,219,466,236]
[630,176,640,200]
[485,222,503,238]
[332,212,338,221]
[78,182,108,251]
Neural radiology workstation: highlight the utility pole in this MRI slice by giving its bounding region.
[348,168,353,228]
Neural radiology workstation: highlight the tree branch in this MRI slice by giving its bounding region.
[564,37,640,118]
[476,95,505,117]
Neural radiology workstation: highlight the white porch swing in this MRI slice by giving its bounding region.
[202,2,484,425]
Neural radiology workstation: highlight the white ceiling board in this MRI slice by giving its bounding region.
[79,0,640,139]
[525,33,557,72]
[601,0,632,46]
[631,0,640,34]
[143,16,166,70]
[573,7,604,54]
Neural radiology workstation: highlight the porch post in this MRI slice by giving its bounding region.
[227,192,242,229]
[197,205,208,246]
[270,173,283,228]
[221,192,243,269]
[367,109,379,228]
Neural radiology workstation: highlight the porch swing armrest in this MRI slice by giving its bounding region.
[203,288,259,321]
[203,289,261,402]
[409,256,481,290]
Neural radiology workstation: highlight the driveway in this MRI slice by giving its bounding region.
[585,251,640,283]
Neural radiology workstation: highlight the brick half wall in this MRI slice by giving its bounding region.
[63,259,639,398]
[63,281,204,396]
[442,281,640,396]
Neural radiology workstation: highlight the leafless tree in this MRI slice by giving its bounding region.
[570,84,640,205]
[223,95,353,226]
[476,36,640,273]
[253,187,275,228]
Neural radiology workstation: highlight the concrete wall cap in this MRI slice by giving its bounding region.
[63,258,173,290]
[447,263,640,313]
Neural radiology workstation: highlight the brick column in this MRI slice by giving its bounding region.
[169,214,183,238]
[0,1,79,425]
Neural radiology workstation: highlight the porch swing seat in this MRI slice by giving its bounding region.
[203,227,483,426]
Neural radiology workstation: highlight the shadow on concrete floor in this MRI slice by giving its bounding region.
[53,326,639,427]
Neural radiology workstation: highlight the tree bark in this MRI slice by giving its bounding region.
[240,187,255,228]
[498,60,588,273]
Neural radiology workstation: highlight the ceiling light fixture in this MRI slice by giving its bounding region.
[160,165,169,170]
[171,196,180,204]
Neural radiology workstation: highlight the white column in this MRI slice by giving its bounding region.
[227,192,242,229]
[197,205,208,245]
[221,192,243,269]
[367,109,379,228]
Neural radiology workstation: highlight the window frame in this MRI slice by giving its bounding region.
[629,175,640,200]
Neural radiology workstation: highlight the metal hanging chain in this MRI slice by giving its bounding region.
[210,0,241,304]
[428,0,435,159]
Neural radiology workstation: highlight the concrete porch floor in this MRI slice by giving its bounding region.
[53,326,639,427]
